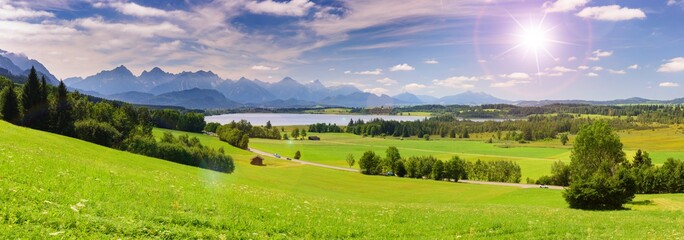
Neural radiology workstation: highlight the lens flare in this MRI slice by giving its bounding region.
[499,11,572,74]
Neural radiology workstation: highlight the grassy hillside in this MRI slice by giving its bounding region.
[2,121,684,238]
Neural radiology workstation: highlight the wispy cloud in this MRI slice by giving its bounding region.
[376,77,397,86]
[432,75,480,89]
[586,72,599,77]
[543,0,589,13]
[364,87,389,95]
[0,1,54,20]
[402,83,426,91]
[424,59,439,64]
[588,49,613,61]
[354,68,383,75]
[627,64,639,70]
[608,69,626,74]
[245,0,315,17]
[251,65,280,71]
[659,82,680,87]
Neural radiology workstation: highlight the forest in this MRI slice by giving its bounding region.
[0,68,234,173]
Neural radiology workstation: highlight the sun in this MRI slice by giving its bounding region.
[499,12,570,74]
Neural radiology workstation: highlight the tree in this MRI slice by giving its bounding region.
[523,127,533,141]
[550,161,570,186]
[54,81,75,136]
[449,129,457,138]
[346,153,355,168]
[560,133,569,145]
[265,120,272,129]
[291,128,300,140]
[563,121,635,210]
[632,149,653,168]
[432,160,444,180]
[359,150,381,175]
[385,146,401,173]
[1,84,20,124]
[461,129,469,138]
[294,150,301,160]
[301,129,307,139]
[423,134,430,141]
[21,67,42,128]
[282,133,289,140]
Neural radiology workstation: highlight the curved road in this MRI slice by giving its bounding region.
[248,147,565,190]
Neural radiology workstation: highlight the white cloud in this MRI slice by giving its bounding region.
[376,77,397,86]
[389,63,415,72]
[549,66,577,73]
[364,87,389,96]
[592,66,604,71]
[491,80,530,88]
[245,0,315,17]
[100,2,171,17]
[667,0,684,7]
[659,82,680,87]
[0,1,54,20]
[544,0,590,13]
[608,69,626,74]
[424,59,439,64]
[499,72,530,80]
[251,65,279,71]
[586,72,599,77]
[567,56,577,62]
[627,64,639,70]
[577,5,646,21]
[343,70,351,74]
[432,76,479,89]
[657,57,684,72]
[402,83,426,91]
[355,68,383,75]
[478,59,487,63]
[328,68,335,71]
[588,49,612,61]
[578,65,589,70]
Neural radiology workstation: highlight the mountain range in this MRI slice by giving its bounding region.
[56,63,510,109]
[2,49,682,110]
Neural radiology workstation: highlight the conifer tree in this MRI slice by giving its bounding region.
[1,84,20,123]
[54,81,75,136]
[21,67,41,127]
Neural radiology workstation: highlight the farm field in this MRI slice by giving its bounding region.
[2,121,684,238]
[250,125,684,180]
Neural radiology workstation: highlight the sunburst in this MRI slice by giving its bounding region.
[499,11,572,74]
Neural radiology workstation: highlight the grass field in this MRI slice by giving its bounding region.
[3,121,684,238]
[254,125,684,180]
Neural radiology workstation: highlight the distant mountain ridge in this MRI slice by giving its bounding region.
[0,49,60,85]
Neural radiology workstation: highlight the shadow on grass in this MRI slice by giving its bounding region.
[629,200,654,206]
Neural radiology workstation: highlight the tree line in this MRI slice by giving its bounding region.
[356,147,522,183]
[0,68,234,173]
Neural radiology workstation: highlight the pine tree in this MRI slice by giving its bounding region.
[54,81,75,136]
[1,84,20,123]
[21,67,42,127]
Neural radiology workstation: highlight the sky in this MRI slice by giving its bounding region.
[1,0,683,101]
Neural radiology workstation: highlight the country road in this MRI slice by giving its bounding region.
[248,147,565,190]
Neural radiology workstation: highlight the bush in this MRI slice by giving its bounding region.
[74,119,122,147]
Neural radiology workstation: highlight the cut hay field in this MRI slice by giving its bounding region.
[2,121,684,238]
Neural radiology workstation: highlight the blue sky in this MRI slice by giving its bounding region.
[1,0,683,100]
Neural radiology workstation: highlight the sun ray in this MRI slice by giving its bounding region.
[500,11,572,75]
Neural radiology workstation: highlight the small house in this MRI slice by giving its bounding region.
[308,136,320,141]
[250,156,264,166]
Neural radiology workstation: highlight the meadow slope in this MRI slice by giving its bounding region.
[1,121,683,239]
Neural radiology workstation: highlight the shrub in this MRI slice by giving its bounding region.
[74,119,122,147]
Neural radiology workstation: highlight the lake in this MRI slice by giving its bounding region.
[205,113,509,126]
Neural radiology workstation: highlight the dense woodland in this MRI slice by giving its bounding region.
[0,69,234,173]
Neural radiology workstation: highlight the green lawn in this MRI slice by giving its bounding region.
[2,121,684,238]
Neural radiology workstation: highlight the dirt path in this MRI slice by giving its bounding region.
[248,147,565,189]
[248,148,358,172]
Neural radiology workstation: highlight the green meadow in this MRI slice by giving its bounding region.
[2,121,684,238]
[250,125,684,180]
